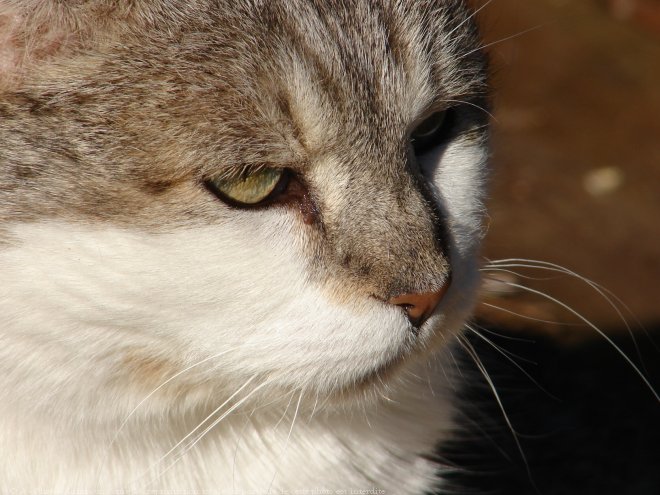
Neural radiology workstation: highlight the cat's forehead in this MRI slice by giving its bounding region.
[219,0,486,122]
[153,0,489,164]
[142,0,486,153]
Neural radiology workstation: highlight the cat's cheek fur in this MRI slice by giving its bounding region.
[0,217,415,409]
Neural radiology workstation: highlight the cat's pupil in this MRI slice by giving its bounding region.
[410,109,454,156]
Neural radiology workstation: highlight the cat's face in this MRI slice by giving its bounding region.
[0,0,488,404]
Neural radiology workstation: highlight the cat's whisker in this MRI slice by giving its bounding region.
[313,388,336,413]
[361,393,375,431]
[231,412,255,495]
[134,374,261,485]
[273,388,298,431]
[267,388,305,492]
[406,369,424,381]
[483,261,637,341]
[484,258,642,329]
[482,266,563,283]
[435,354,459,394]
[483,258,653,373]
[145,377,274,488]
[250,386,301,417]
[95,348,238,487]
[308,389,321,421]
[482,277,659,402]
[446,343,465,381]
[444,0,497,42]
[465,323,559,400]
[455,24,544,62]
[485,259,616,293]
[265,387,300,493]
[455,412,515,464]
[466,323,537,364]
[285,389,304,448]
[463,322,536,343]
[377,372,398,404]
[442,98,497,122]
[456,333,538,492]
[479,300,584,327]
[425,362,437,398]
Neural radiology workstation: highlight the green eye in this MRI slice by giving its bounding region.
[206,167,288,206]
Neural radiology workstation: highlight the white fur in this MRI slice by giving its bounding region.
[0,225,448,493]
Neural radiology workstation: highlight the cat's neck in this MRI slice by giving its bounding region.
[0,349,453,494]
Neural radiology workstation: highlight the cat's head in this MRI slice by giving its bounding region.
[0,0,488,406]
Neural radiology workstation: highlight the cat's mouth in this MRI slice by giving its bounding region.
[334,322,436,400]
[334,279,454,395]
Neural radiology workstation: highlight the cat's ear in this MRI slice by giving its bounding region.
[0,1,131,89]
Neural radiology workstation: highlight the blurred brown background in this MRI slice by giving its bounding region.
[472,0,660,341]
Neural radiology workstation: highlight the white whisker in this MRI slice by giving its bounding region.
[134,374,259,485]
[308,390,321,421]
[96,348,236,487]
[484,258,653,374]
[484,258,641,330]
[285,389,304,448]
[444,0,497,41]
[273,389,298,430]
[465,322,536,342]
[457,334,538,491]
[480,299,584,327]
[232,411,255,494]
[465,323,559,400]
[455,24,544,62]
[266,387,302,493]
[443,98,497,121]
[145,377,273,488]
[487,279,659,402]
[466,323,537,364]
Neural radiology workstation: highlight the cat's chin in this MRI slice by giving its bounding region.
[301,276,481,404]
[327,350,416,406]
[342,255,482,397]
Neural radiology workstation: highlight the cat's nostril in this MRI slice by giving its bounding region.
[387,281,450,328]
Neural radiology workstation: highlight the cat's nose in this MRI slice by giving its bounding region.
[387,281,450,327]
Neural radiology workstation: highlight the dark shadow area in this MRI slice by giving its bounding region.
[437,322,660,494]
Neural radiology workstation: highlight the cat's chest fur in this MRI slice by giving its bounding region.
[2,357,452,493]
[0,0,488,492]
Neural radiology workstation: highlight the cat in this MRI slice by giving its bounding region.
[0,1,489,493]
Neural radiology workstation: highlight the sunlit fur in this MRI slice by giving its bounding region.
[0,0,489,492]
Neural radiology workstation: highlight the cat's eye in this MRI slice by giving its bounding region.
[410,109,455,156]
[205,167,290,207]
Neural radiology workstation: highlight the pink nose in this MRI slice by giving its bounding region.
[388,282,450,327]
